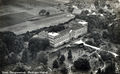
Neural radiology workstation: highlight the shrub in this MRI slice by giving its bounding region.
[60,67,68,74]
[68,50,72,59]
[59,55,65,64]
[53,60,59,68]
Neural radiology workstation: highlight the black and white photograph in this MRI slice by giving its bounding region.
[0,0,120,74]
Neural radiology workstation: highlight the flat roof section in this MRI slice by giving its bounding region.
[78,20,88,25]
[48,32,59,37]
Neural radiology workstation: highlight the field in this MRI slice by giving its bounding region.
[0,1,74,35]
[0,12,34,28]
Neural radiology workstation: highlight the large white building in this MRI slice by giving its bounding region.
[47,20,88,47]
[48,29,70,47]
[38,20,88,47]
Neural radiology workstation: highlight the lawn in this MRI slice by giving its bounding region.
[0,12,34,28]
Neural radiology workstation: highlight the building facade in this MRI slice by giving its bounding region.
[47,20,88,47]
[38,31,48,38]
[48,29,70,47]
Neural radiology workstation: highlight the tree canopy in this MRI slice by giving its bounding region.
[108,19,120,44]
[74,58,91,71]
[53,60,59,68]
[28,38,49,59]
[0,31,24,53]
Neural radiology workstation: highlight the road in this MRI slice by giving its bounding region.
[74,39,119,58]
[49,38,118,61]
[48,38,118,73]
[0,13,74,35]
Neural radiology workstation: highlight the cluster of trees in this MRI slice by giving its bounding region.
[19,38,50,69]
[85,31,103,47]
[76,8,120,45]
[13,63,26,72]
[53,55,65,69]
[108,19,120,44]
[60,67,68,74]
[23,31,33,42]
[39,9,50,16]
[0,31,24,53]
[53,49,73,69]
[28,38,49,60]
[76,8,116,32]
[52,54,69,74]
[0,31,50,70]
[94,0,106,9]
[99,51,115,63]
[47,25,65,32]
[36,52,48,65]
[73,58,91,71]
[76,15,107,32]
[0,39,8,70]
[96,62,116,74]
[0,31,24,70]
[21,48,30,64]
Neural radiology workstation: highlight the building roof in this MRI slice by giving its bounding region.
[48,20,88,39]
[71,24,84,30]
[48,32,59,37]
[78,20,88,25]
[48,28,71,38]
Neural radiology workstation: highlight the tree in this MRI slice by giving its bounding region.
[103,62,116,74]
[99,51,115,62]
[98,8,105,14]
[94,0,99,9]
[0,31,24,70]
[85,38,95,46]
[48,25,65,32]
[0,31,16,52]
[80,10,89,16]
[73,58,91,71]
[39,9,46,16]
[68,50,72,59]
[59,55,65,64]
[7,52,19,65]
[102,30,109,39]
[21,49,29,63]
[46,12,50,16]
[28,38,49,59]
[108,19,120,44]
[53,60,59,68]
[96,68,102,74]
[13,37,24,53]
[90,72,93,74]
[36,52,48,65]
[67,7,74,13]
[57,51,61,58]
[13,63,26,72]
[60,67,68,74]
[0,39,8,70]
[23,31,32,41]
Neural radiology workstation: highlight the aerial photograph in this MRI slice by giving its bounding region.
[0,0,120,74]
